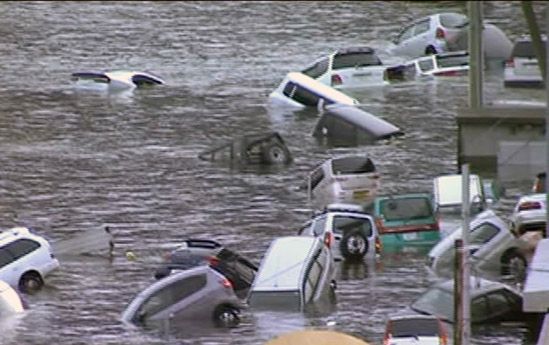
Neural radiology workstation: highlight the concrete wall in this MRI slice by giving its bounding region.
[498,141,545,182]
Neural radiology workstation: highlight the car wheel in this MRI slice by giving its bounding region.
[340,231,369,261]
[261,143,291,164]
[501,251,527,280]
[425,45,437,55]
[19,271,43,293]
[213,305,240,327]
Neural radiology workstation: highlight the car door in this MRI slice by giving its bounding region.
[410,19,433,56]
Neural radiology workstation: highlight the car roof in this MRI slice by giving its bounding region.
[334,47,376,55]
[253,236,320,290]
[435,277,514,296]
[138,265,216,296]
[284,72,359,105]
[0,227,43,245]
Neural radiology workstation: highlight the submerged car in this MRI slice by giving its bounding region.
[373,193,440,247]
[504,37,545,88]
[427,210,530,279]
[71,70,165,90]
[510,193,546,236]
[268,72,359,109]
[0,280,25,316]
[307,154,380,210]
[298,203,380,261]
[0,227,60,293]
[385,51,469,81]
[153,239,257,299]
[391,12,468,58]
[383,314,448,345]
[247,236,335,312]
[301,46,388,89]
[410,277,539,325]
[122,266,243,327]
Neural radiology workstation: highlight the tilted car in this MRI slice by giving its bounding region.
[427,210,530,279]
[298,203,381,261]
[0,227,59,293]
[391,12,468,58]
[301,46,388,89]
[71,70,165,90]
[153,239,257,299]
[383,314,448,345]
[122,266,244,327]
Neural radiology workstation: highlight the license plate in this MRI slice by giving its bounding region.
[402,232,418,240]
[353,190,370,200]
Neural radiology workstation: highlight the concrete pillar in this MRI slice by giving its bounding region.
[468,1,484,109]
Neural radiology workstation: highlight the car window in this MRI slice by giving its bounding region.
[332,52,382,69]
[304,251,323,302]
[282,81,296,98]
[512,40,546,58]
[414,20,430,35]
[333,216,372,236]
[6,239,41,261]
[411,287,453,322]
[292,85,322,107]
[485,290,515,318]
[440,13,468,28]
[331,156,376,175]
[390,318,440,337]
[470,223,499,245]
[437,54,469,68]
[301,58,330,79]
[380,197,434,221]
[471,295,488,322]
[311,215,328,237]
[418,59,435,72]
[134,273,207,322]
[0,249,14,268]
[397,25,414,43]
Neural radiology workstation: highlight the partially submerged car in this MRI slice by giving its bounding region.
[383,314,448,345]
[198,132,292,166]
[301,46,388,89]
[504,37,545,88]
[298,203,381,261]
[121,266,244,327]
[0,227,60,293]
[385,51,469,81]
[0,280,25,316]
[373,193,440,247]
[510,193,546,237]
[307,154,380,210]
[268,72,359,109]
[391,12,468,58]
[71,70,165,90]
[153,239,257,299]
[427,210,530,279]
[247,236,335,312]
[410,277,540,325]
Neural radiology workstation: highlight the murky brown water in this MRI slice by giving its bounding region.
[0,1,546,344]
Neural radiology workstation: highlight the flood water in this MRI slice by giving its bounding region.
[0,1,546,345]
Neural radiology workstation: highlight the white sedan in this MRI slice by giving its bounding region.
[71,70,165,91]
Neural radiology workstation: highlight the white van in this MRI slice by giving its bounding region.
[268,72,359,109]
[247,236,335,311]
[307,154,380,210]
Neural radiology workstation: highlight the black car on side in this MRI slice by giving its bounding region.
[154,239,257,299]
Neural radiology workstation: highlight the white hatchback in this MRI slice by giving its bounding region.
[0,227,59,293]
[301,47,388,89]
[391,12,468,58]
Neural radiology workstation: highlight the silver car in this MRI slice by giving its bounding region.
[121,266,244,327]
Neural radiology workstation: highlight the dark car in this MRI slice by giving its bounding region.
[154,239,257,299]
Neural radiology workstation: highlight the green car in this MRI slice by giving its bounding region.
[373,193,440,247]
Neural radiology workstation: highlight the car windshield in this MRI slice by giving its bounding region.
[380,197,433,221]
[512,40,546,58]
[390,318,440,337]
[331,156,376,175]
[411,287,454,322]
[440,13,468,28]
[333,215,372,236]
[333,52,382,69]
[418,59,435,73]
[301,58,329,79]
[437,54,469,68]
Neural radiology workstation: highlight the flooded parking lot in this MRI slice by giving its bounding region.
[0,1,546,344]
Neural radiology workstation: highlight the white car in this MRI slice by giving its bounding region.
[268,72,359,109]
[0,280,25,315]
[383,314,448,345]
[71,70,165,91]
[504,37,545,88]
[427,210,529,279]
[301,47,388,89]
[0,227,60,293]
[510,193,546,237]
[391,12,468,58]
[307,154,380,210]
[385,51,469,81]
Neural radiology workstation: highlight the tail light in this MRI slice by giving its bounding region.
[518,201,542,211]
[208,256,220,266]
[220,278,233,289]
[323,232,334,248]
[505,59,515,68]
[436,27,445,39]
[439,335,448,345]
[331,74,343,86]
[375,236,382,254]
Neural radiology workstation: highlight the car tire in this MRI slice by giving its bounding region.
[425,45,437,55]
[501,251,527,279]
[340,231,369,261]
[19,271,43,293]
[213,305,240,327]
[261,142,291,164]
